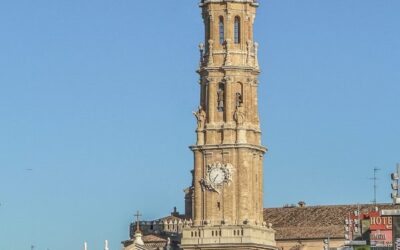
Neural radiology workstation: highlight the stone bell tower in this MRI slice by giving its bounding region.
[180,0,276,249]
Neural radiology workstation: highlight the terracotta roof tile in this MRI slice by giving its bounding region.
[142,234,167,243]
[263,203,400,240]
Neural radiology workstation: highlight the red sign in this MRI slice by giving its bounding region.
[370,230,392,246]
[369,212,393,230]
[348,210,393,246]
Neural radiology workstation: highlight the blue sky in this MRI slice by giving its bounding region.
[0,1,399,250]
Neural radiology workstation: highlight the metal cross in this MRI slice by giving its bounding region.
[134,210,142,232]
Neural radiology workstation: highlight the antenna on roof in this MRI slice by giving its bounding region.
[370,167,380,205]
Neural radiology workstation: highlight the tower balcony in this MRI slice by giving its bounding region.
[181,224,276,250]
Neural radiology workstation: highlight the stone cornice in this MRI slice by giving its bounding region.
[200,0,259,8]
[204,122,261,133]
[190,143,267,153]
[197,66,260,75]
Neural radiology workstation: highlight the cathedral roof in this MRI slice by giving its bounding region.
[264,203,400,240]
[122,235,168,250]
[142,234,168,243]
[133,244,151,250]
[121,240,153,250]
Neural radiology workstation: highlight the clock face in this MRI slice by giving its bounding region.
[208,168,225,185]
[201,162,234,193]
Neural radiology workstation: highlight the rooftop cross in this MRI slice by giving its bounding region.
[134,210,142,233]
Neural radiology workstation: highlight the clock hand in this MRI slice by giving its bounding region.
[213,174,219,182]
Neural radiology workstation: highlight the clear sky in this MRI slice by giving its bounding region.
[0,1,399,250]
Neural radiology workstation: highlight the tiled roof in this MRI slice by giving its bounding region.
[142,234,167,243]
[263,203,400,240]
[134,243,151,250]
[121,240,153,250]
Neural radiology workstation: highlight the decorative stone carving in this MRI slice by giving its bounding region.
[206,76,216,84]
[225,9,231,20]
[217,84,224,112]
[235,92,243,108]
[254,42,259,69]
[201,162,234,193]
[224,76,233,83]
[199,43,205,67]
[246,40,252,65]
[246,77,253,84]
[234,106,245,126]
[193,106,206,130]
[225,39,232,66]
[234,106,247,143]
[208,39,214,66]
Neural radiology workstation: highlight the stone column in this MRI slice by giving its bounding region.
[207,77,216,124]
[258,154,264,223]
[193,150,203,226]
[224,76,233,123]
[237,148,249,224]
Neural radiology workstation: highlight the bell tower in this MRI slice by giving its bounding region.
[181,0,276,249]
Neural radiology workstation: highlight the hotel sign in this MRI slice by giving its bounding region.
[370,215,393,230]
[350,210,393,246]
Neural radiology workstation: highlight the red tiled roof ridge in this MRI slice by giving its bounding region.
[264,203,394,209]
[142,234,167,243]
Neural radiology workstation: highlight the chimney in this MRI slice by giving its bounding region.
[298,201,306,208]
[171,207,179,217]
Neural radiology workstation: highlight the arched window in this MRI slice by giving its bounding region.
[219,16,224,45]
[234,16,241,44]
[205,16,211,42]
